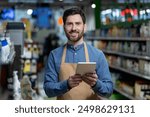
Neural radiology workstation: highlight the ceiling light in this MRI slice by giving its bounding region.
[27,9,33,15]
[91,3,96,9]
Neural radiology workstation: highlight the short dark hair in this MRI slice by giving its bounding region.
[63,7,86,25]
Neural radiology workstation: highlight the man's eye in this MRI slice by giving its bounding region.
[66,23,72,25]
[76,23,80,25]
[66,23,72,27]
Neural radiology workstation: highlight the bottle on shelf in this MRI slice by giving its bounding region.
[20,75,32,100]
[13,71,21,100]
[0,34,10,64]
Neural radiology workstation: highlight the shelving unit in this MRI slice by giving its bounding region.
[22,41,43,88]
[86,36,150,100]
[113,87,145,100]
[0,22,25,99]
[114,87,136,100]
[109,65,150,81]
[95,0,150,29]
[92,0,150,99]
[102,50,150,60]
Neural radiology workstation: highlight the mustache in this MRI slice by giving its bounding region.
[69,30,78,33]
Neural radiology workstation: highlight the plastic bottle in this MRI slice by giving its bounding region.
[13,71,21,100]
[0,36,10,63]
[20,75,32,100]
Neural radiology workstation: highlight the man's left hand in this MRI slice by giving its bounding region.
[82,71,98,87]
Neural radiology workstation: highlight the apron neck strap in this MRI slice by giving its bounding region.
[61,42,89,63]
[84,42,89,62]
[61,44,67,63]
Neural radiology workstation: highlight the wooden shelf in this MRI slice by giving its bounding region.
[110,65,150,80]
[114,87,142,100]
[86,36,150,41]
[102,50,150,61]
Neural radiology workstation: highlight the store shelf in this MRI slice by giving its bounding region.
[93,1,150,100]
[0,51,15,65]
[114,87,142,100]
[86,36,150,41]
[110,65,150,80]
[114,87,135,100]
[100,19,150,28]
[102,50,150,61]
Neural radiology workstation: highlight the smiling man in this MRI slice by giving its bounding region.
[43,7,113,100]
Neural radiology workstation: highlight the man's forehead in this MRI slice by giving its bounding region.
[66,14,83,21]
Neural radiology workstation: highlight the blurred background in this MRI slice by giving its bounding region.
[0,0,150,100]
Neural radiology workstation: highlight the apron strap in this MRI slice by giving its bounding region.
[61,42,89,63]
[61,44,67,63]
[84,42,89,62]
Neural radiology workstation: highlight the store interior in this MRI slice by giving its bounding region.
[0,0,150,100]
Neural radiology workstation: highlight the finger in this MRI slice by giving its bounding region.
[71,78,82,82]
[70,82,80,88]
[71,76,82,82]
[82,75,96,81]
[82,76,97,86]
[85,73,97,79]
[83,80,95,86]
[70,77,82,84]
[82,76,92,84]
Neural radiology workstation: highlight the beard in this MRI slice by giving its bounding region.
[65,29,84,42]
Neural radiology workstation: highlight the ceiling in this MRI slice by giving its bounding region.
[0,0,94,8]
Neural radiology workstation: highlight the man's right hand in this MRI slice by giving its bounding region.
[67,74,82,89]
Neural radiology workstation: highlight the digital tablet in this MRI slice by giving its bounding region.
[76,62,96,75]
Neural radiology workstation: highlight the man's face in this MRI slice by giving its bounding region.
[64,14,86,43]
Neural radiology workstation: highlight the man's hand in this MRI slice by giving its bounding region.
[82,71,98,87]
[67,74,82,89]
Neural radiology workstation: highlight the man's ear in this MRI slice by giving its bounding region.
[84,24,87,33]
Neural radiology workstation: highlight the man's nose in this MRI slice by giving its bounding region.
[72,24,77,30]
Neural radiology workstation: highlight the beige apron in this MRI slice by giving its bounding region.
[57,42,98,100]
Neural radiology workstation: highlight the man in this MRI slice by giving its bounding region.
[43,7,113,100]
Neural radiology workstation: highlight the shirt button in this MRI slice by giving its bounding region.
[75,53,77,55]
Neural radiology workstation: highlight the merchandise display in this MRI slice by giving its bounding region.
[0,33,15,64]
[21,42,44,99]
[13,71,21,100]
[86,32,150,100]
[20,75,32,100]
[32,7,52,29]
[0,0,150,100]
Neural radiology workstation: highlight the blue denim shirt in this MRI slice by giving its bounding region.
[44,42,113,98]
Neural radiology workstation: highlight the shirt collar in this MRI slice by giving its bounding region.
[66,42,84,51]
